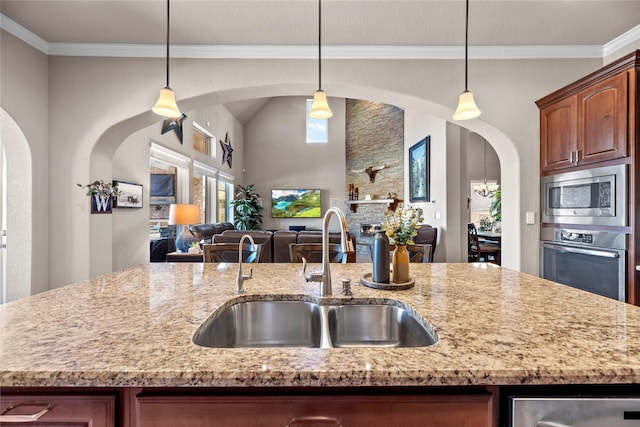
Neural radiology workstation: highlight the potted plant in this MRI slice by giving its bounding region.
[489,189,501,232]
[230,184,264,230]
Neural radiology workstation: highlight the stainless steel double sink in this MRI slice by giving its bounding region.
[193,298,438,348]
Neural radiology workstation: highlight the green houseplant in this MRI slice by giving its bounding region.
[230,184,264,230]
[489,189,501,222]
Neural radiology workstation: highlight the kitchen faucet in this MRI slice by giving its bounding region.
[303,207,353,297]
[235,234,255,294]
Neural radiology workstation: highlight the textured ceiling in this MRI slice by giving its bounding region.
[2,0,638,47]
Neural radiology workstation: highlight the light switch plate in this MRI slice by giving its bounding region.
[525,211,535,224]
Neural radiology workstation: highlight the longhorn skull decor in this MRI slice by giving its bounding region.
[350,164,389,183]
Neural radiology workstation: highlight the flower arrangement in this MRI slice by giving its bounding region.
[383,204,424,246]
[77,180,121,198]
[478,216,493,231]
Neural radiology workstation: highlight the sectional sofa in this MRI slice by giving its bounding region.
[187,223,438,263]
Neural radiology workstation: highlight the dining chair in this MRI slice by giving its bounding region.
[388,243,433,263]
[203,243,263,263]
[289,243,355,263]
[467,223,500,265]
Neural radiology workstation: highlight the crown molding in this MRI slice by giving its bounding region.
[0,14,49,54]
[604,24,640,58]
[1,13,635,61]
[40,43,607,60]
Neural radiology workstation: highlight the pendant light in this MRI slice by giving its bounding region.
[453,0,481,121]
[309,0,333,119]
[473,140,499,197]
[152,0,181,118]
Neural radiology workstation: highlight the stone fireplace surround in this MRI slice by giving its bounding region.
[344,99,404,255]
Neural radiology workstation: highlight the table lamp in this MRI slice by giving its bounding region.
[168,204,201,253]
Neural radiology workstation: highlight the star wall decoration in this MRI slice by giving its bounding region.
[220,132,233,168]
[161,114,187,144]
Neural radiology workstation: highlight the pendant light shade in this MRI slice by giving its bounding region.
[152,0,181,118]
[309,0,333,119]
[153,87,181,118]
[453,90,481,121]
[310,90,333,119]
[453,0,481,121]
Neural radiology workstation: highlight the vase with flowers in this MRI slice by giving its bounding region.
[383,204,424,283]
[77,180,122,213]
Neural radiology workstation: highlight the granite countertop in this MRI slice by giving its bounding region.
[1,262,639,388]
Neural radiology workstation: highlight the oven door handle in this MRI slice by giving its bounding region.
[541,242,620,259]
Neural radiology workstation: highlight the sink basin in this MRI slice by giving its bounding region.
[193,300,322,348]
[327,304,437,348]
[193,298,437,349]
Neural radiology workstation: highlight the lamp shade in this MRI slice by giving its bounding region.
[453,90,481,121]
[168,204,200,225]
[309,90,333,119]
[152,86,182,118]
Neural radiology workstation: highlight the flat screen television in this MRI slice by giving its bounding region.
[271,189,321,218]
[150,174,175,197]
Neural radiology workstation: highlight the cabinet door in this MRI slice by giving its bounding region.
[135,394,492,427]
[0,394,115,427]
[577,72,628,165]
[540,95,578,172]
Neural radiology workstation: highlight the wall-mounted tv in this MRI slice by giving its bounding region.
[150,174,175,197]
[271,189,321,218]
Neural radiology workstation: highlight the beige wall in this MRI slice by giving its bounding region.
[244,96,346,231]
[112,105,242,273]
[0,33,48,300]
[2,25,638,291]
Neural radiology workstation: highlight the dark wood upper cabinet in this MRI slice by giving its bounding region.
[577,71,628,165]
[538,67,629,173]
[540,95,578,172]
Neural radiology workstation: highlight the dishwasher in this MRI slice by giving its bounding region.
[511,397,640,426]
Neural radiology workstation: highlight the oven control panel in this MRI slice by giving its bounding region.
[560,230,594,244]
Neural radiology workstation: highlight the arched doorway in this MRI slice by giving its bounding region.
[84,85,520,278]
[0,109,33,302]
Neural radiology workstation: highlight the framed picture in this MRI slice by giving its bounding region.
[409,136,430,202]
[113,180,143,208]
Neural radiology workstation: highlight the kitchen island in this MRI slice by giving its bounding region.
[1,262,639,425]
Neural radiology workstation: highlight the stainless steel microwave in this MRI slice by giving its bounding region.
[541,164,628,227]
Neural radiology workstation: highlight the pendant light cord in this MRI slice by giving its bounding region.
[165,0,170,88]
[318,0,322,91]
[464,0,469,91]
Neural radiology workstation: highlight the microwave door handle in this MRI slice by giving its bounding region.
[542,243,620,259]
[536,422,573,427]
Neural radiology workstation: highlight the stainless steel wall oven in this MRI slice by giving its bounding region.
[541,228,627,301]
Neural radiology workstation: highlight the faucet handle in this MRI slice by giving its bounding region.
[243,268,253,280]
[341,278,353,296]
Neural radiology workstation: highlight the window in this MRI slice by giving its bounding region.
[193,122,216,157]
[306,99,328,143]
[149,143,190,230]
[217,175,234,223]
[193,161,218,224]
[469,180,497,226]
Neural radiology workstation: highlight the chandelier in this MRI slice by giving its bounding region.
[473,140,499,197]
